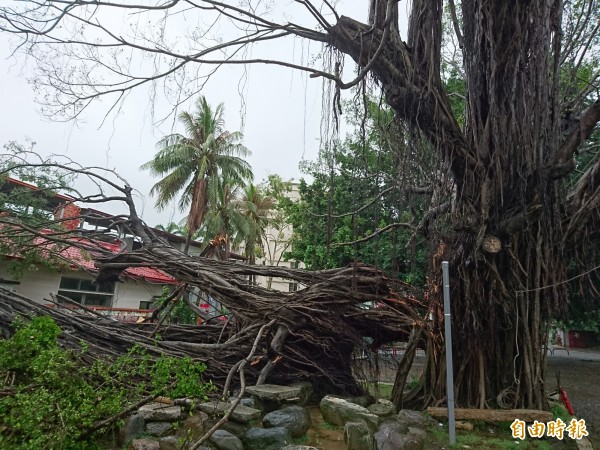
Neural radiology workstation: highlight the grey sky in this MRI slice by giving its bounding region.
[0,2,407,227]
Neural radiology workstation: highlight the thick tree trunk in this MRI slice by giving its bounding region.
[329,0,574,409]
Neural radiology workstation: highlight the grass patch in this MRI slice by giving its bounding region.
[291,434,310,445]
[320,421,342,431]
[550,403,574,423]
[364,381,393,400]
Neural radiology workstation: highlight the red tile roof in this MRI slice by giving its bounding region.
[10,232,175,284]
[60,238,175,284]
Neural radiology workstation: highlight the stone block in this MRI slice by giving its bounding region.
[397,409,427,429]
[128,438,160,450]
[119,413,145,446]
[281,447,323,450]
[146,421,176,437]
[138,403,183,422]
[379,420,408,434]
[157,436,179,450]
[245,384,302,400]
[243,426,292,450]
[374,426,404,450]
[344,420,375,450]
[367,403,395,417]
[262,405,311,437]
[320,395,379,431]
[209,429,244,450]
[198,401,261,422]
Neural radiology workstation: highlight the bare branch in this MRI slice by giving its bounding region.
[333,221,416,247]
[550,98,600,177]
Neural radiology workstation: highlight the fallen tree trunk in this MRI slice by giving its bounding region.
[0,167,426,401]
[427,407,553,423]
[1,248,424,396]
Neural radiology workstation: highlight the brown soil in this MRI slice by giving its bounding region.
[306,406,346,450]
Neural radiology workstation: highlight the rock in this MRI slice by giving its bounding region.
[347,395,376,408]
[157,436,179,450]
[174,398,195,409]
[246,384,304,413]
[379,420,408,434]
[456,420,474,431]
[367,403,395,417]
[243,426,292,450]
[209,429,244,450]
[240,397,256,408]
[146,421,176,437]
[198,401,261,422]
[288,381,314,406]
[246,384,302,401]
[320,396,379,431]
[128,438,161,450]
[401,432,424,450]
[138,403,184,422]
[119,413,145,445]
[219,420,251,438]
[178,411,209,440]
[374,426,404,450]
[262,406,311,437]
[397,410,427,429]
[408,426,427,440]
[281,447,323,450]
[344,420,375,450]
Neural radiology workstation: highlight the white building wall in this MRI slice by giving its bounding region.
[252,182,305,292]
[114,278,165,309]
[0,261,165,309]
[0,264,59,304]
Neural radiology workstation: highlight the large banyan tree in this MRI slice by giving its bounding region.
[2,0,600,411]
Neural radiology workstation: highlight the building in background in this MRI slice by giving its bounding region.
[0,177,193,320]
[237,181,304,292]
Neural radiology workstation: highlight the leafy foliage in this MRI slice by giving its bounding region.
[0,316,212,449]
[284,101,431,285]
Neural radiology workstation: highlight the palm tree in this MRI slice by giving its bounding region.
[238,183,275,266]
[153,221,185,236]
[141,96,253,253]
[200,180,248,259]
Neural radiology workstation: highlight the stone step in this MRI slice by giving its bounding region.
[245,384,302,401]
[198,401,261,423]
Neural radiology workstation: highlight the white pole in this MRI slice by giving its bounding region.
[442,261,456,445]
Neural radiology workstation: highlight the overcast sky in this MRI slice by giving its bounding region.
[0,2,407,227]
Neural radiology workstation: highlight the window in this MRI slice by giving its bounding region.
[289,282,298,292]
[58,276,114,307]
[291,261,299,269]
[139,300,155,310]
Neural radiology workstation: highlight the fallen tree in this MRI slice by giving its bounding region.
[0,160,426,398]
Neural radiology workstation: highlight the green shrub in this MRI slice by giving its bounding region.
[0,316,212,449]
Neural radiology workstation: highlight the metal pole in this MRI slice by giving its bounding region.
[442,261,456,445]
